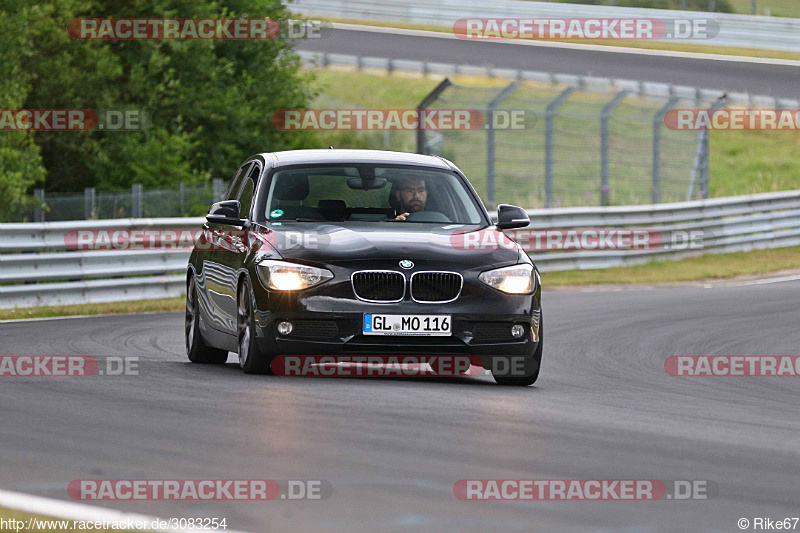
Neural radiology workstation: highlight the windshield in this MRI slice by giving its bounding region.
[264,165,485,225]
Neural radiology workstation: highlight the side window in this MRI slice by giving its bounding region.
[225,163,251,201]
[237,164,260,219]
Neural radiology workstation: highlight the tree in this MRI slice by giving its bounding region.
[15,0,316,193]
[0,2,46,220]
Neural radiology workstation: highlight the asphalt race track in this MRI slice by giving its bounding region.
[295,26,800,99]
[2,280,799,532]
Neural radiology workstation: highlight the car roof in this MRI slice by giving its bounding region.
[262,149,453,169]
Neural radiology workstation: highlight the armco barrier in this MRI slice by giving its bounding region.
[297,50,800,110]
[291,0,800,51]
[2,191,800,308]
[0,218,203,309]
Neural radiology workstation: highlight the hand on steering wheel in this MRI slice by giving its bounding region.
[395,212,410,221]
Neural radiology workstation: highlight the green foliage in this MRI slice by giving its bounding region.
[5,0,316,196]
[0,2,47,219]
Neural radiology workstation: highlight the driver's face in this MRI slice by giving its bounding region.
[396,179,427,213]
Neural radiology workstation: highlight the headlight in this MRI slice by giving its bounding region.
[479,264,537,294]
[256,260,333,291]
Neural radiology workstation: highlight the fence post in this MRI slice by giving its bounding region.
[486,82,520,210]
[545,87,575,208]
[84,187,96,219]
[415,78,453,154]
[131,183,143,218]
[688,95,727,200]
[651,97,679,205]
[213,178,225,201]
[600,90,629,207]
[33,189,45,222]
[179,182,185,215]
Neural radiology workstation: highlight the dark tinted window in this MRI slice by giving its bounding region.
[225,163,251,201]
[237,164,260,218]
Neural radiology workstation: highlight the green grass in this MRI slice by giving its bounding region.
[542,245,800,286]
[0,507,151,532]
[728,0,800,17]
[316,16,800,61]
[710,129,800,197]
[0,296,185,321]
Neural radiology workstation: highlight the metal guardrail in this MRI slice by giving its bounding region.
[2,191,800,308]
[501,190,800,270]
[0,219,202,309]
[297,50,800,110]
[291,0,800,51]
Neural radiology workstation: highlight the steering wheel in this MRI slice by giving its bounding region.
[404,211,452,223]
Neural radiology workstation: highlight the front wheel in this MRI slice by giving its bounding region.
[237,278,273,374]
[492,316,543,386]
[186,276,228,364]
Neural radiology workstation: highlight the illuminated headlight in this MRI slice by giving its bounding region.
[256,260,333,291]
[479,264,537,295]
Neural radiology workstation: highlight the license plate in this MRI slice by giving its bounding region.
[363,314,451,336]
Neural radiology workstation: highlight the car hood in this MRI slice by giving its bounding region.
[263,222,521,269]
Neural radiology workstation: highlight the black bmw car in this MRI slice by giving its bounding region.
[185,149,542,385]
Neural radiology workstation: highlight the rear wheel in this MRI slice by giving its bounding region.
[492,316,543,386]
[186,276,228,364]
[237,278,273,374]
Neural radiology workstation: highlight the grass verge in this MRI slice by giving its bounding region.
[0,296,185,321]
[315,17,800,61]
[542,246,800,286]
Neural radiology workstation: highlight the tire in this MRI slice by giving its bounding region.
[186,275,228,364]
[237,277,273,374]
[492,316,543,386]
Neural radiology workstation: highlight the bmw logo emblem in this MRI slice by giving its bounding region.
[399,260,414,269]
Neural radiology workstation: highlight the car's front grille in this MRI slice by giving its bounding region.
[352,271,405,302]
[288,320,339,340]
[411,272,462,303]
[473,322,517,341]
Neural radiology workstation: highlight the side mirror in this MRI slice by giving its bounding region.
[206,200,246,226]
[496,204,530,230]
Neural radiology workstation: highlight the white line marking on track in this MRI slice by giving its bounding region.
[329,23,800,67]
[711,274,800,288]
[0,489,250,533]
[0,311,177,324]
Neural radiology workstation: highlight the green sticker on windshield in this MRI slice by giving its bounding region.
[270,209,284,218]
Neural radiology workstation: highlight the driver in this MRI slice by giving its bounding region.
[394,177,428,221]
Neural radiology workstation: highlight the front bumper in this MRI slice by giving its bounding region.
[248,258,542,370]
